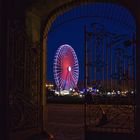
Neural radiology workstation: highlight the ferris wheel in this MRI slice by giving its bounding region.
[53,44,79,91]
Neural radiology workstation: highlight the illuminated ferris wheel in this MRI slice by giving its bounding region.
[53,44,79,91]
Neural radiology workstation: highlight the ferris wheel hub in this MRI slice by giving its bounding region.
[68,66,71,72]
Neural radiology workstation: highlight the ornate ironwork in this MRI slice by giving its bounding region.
[85,22,136,134]
[7,21,41,131]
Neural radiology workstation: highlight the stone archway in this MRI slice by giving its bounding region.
[34,0,140,135]
[1,0,140,140]
[13,0,140,139]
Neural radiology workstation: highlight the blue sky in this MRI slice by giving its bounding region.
[46,3,135,83]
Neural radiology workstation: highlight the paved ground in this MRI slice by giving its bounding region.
[86,104,134,133]
[47,104,134,140]
[47,104,85,140]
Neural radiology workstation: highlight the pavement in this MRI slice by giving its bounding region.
[47,104,85,140]
[47,103,135,140]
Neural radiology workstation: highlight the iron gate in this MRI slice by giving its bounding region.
[84,23,136,134]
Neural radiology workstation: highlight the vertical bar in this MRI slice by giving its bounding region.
[93,24,96,83]
[102,37,104,89]
[133,33,136,132]
[106,37,108,93]
[123,49,125,92]
[84,25,87,139]
[110,38,112,91]
[40,38,44,132]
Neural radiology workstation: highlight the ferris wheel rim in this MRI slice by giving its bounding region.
[53,44,79,90]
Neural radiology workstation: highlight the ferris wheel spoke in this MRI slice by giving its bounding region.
[72,75,77,83]
[54,68,61,72]
[69,76,74,88]
[59,77,64,89]
[64,70,70,89]
[54,70,62,75]
[73,69,79,73]
[73,72,78,77]
[72,72,77,86]
[55,71,61,75]
[71,77,76,88]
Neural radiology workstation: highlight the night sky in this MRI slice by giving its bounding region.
[46,3,135,83]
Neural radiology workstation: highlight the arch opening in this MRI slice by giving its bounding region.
[44,2,136,140]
